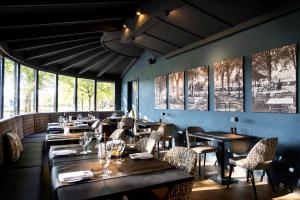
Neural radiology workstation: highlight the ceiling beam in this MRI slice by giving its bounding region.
[13,36,100,52]
[180,0,234,27]
[60,47,104,71]
[24,39,100,60]
[0,1,145,7]
[79,53,116,74]
[97,56,125,77]
[41,45,102,66]
[9,33,101,51]
[121,58,138,78]
[0,21,121,41]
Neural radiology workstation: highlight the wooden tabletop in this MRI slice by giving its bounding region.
[188,131,257,142]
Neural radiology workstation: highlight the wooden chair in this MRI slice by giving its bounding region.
[227,137,278,200]
[186,127,218,176]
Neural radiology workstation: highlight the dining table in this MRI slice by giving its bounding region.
[50,145,194,200]
[47,122,91,134]
[186,131,258,185]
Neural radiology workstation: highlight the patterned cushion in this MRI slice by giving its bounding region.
[6,131,24,162]
[134,132,160,153]
[109,129,125,140]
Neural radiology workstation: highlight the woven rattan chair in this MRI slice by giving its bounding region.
[133,131,160,153]
[186,127,218,176]
[227,137,278,200]
[133,121,151,142]
[109,128,125,140]
[152,124,174,157]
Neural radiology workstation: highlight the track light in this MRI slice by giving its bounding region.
[123,24,128,29]
[136,10,142,16]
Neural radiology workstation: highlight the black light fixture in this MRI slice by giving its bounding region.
[136,9,142,16]
[165,9,170,17]
[123,21,129,29]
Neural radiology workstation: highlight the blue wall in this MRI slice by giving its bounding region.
[122,11,300,163]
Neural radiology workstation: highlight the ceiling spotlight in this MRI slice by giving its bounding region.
[136,10,142,16]
[165,9,170,17]
[123,22,128,29]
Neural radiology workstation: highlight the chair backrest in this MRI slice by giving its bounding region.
[245,137,278,170]
[134,131,160,153]
[163,146,197,175]
[230,140,251,155]
[156,124,173,138]
[91,120,100,129]
[109,129,125,140]
[117,117,134,129]
[186,126,209,147]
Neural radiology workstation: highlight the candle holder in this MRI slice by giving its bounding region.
[230,117,239,134]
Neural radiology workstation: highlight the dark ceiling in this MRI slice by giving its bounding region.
[0,0,298,80]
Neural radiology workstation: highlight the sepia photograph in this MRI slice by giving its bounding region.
[252,44,297,113]
[214,57,244,112]
[154,75,167,109]
[169,71,184,110]
[188,66,209,111]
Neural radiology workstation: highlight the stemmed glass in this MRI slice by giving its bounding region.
[98,141,113,177]
[84,132,93,153]
[94,130,103,148]
[113,140,125,164]
[79,136,87,154]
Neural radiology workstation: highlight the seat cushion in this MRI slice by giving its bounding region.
[191,145,217,154]
[0,167,41,200]
[7,143,44,169]
[21,132,47,143]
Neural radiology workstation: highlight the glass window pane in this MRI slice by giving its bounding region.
[77,78,94,111]
[38,71,56,112]
[58,75,75,111]
[96,82,115,111]
[20,65,35,114]
[3,58,17,118]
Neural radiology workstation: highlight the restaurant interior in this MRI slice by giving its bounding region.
[0,0,300,200]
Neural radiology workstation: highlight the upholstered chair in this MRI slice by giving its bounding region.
[227,137,278,200]
[109,129,125,140]
[134,132,160,153]
[152,146,197,200]
[186,127,218,176]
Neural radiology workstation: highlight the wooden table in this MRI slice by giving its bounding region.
[187,131,257,184]
[47,123,91,134]
[50,147,193,200]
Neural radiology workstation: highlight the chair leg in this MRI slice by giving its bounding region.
[227,165,234,189]
[250,170,258,200]
[157,142,160,158]
[214,152,218,166]
[260,170,265,182]
[198,154,202,177]
[247,170,250,183]
[265,169,275,193]
[203,153,206,167]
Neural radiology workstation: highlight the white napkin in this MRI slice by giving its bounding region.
[52,150,77,156]
[59,170,94,182]
[48,123,60,126]
[75,124,88,127]
[129,152,153,160]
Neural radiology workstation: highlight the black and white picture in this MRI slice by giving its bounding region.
[252,44,297,113]
[188,66,209,111]
[154,75,167,109]
[214,57,244,112]
[169,71,184,110]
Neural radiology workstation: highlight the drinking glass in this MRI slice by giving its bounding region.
[79,136,87,154]
[113,140,125,164]
[98,141,113,177]
[94,130,103,148]
[84,132,93,153]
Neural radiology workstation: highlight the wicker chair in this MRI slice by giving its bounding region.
[91,120,100,130]
[133,121,151,142]
[109,128,125,140]
[152,146,197,200]
[227,137,278,200]
[186,127,218,176]
[152,124,174,157]
[133,131,160,153]
[117,117,134,129]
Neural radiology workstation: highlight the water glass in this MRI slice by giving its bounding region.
[94,130,102,148]
[98,141,113,177]
[113,140,125,164]
[79,136,87,154]
[84,132,93,153]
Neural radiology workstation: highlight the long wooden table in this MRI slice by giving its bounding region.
[187,131,258,184]
[50,145,193,200]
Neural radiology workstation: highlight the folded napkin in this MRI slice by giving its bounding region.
[59,170,94,183]
[47,134,80,139]
[75,124,88,127]
[129,152,153,160]
[48,123,60,126]
[52,150,77,156]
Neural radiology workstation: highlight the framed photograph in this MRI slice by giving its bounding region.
[214,57,244,112]
[252,44,296,113]
[154,75,167,109]
[169,71,184,110]
[188,66,209,111]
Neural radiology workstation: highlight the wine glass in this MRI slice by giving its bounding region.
[98,141,113,177]
[113,140,125,164]
[94,130,102,148]
[79,136,87,154]
[84,132,93,153]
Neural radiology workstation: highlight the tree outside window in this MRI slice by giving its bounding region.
[20,65,35,114]
[77,78,94,111]
[58,75,75,111]
[38,71,56,112]
[96,82,115,111]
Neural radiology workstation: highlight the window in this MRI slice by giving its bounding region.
[3,58,17,118]
[77,78,94,111]
[38,71,56,112]
[58,75,75,111]
[96,82,115,111]
[20,65,36,114]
